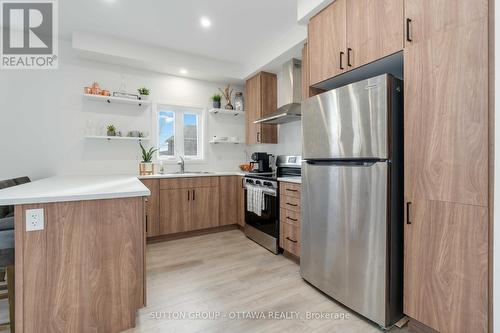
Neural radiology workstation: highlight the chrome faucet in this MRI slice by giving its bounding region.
[177,156,185,174]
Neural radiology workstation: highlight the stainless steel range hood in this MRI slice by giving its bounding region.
[254,59,302,124]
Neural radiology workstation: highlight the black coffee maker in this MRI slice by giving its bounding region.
[250,152,273,173]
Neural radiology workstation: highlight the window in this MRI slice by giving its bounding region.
[157,105,203,161]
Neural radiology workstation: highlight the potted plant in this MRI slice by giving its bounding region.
[107,124,116,136]
[211,94,222,109]
[138,87,150,100]
[139,142,158,175]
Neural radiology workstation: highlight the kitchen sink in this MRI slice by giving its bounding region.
[163,171,215,175]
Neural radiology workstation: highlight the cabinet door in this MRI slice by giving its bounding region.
[245,72,277,144]
[191,187,219,230]
[159,189,190,235]
[346,0,403,69]
[404,22,488,206]
[405,0,487,46]
[141,179,160,237]
[308,0,346,85]
[245,73,261,144]
[404,200,488,333]
[219,176,238,226]
[259,72,278,143]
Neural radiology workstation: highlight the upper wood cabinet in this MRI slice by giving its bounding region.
[308,0,403,85]
[301,43,310,100]
[219,176,238,226]
[308,0,346,85]
[245,72,277,144]
[346,0,404,69]
[405,0,488,46]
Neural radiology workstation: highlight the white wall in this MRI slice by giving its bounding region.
[297,0,334,24]
[0,39,300,181]
[0,40,248,180]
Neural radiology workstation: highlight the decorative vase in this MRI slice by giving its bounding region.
[107,130,116,136]
[234,92,244,111]
[213,101,221,109]
[139,94,149,101]
[139,162,154,176]
[225,102,234,110]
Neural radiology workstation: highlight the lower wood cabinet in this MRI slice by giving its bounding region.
[192,186,219,230]
[159,188,191,234]
[280,221,300,257]
[159,178,219,235]
[141,179,160,237]
[404,199,488,333]
[279,182,301,257]
[237,176,245,227]
[143,176,246,237]
[219,176,238,226]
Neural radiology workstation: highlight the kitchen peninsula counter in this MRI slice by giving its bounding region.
[0,175,150,333]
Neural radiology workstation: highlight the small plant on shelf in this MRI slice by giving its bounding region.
[211,94,222,108]
[138,87,150,100]
[106,124,116,136]
[139,142,158,176]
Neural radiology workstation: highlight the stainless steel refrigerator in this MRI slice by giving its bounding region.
[300,74,404,328]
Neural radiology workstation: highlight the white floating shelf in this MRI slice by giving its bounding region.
[209,108,244,116]
[84,94,151,107]
[209,140,243,144]
[85,135,150,142]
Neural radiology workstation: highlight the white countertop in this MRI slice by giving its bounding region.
[0,175,150,205]
[277,177,302,184]
[139,171,246,179]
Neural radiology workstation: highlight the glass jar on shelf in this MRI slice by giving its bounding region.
[234,92,244,111]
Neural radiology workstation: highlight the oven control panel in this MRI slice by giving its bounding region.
[244,178,278,190]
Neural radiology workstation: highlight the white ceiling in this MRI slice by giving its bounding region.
[60,0,307,80]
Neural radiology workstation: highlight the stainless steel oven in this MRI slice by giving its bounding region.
[243,155,302,254]
[243,178,279,254]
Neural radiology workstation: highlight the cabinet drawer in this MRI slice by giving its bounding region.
[280,195,300,213]
[160,177,218,189]
[280,209,300,226]
[280,222,300,257]
[280,182,301,198]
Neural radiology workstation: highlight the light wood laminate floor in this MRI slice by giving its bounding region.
[126,230,410,333]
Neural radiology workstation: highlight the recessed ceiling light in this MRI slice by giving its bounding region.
[200,17,211,28]
[180,68,188,75]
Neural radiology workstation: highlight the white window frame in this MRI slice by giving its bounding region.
[155,104,205,163]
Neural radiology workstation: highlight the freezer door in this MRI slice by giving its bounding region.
[301,161,388,326]
[302,74,390,160]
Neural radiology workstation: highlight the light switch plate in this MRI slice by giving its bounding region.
[26,208,44,231]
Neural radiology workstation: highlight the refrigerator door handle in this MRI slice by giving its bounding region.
[305,160,381,167]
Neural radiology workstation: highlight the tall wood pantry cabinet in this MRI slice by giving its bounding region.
[403,0,489,332]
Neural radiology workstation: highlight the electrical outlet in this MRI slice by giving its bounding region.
[26,208,44,231]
